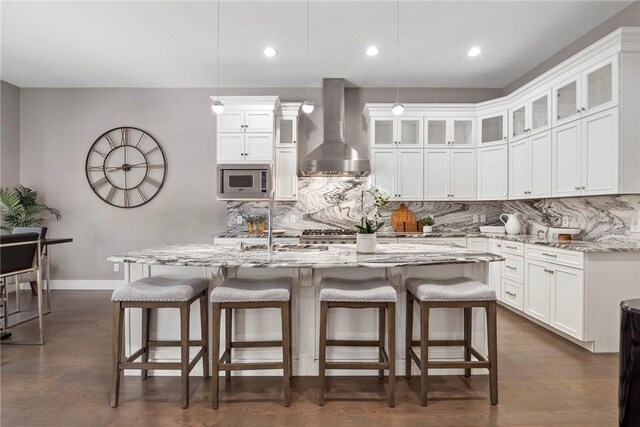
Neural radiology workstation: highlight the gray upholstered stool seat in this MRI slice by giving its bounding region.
[210,277,291,303]
[111,277,209,302]
[319,278,397,303]
[405,277,496,302]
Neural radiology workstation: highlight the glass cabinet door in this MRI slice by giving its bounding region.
[555,79,579,122]
[397,118,422,146]
[511,105,527,140]
[426,119,447,146]
[371,118,395,147]
[451,119,474,146]
[530,94,549,133]
[585,63,613,111]
[480,114,505,145]
[277,116,296,146]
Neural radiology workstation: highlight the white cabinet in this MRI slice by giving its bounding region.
[549,265,584,339]
[524,259,551,323]
[217,133,245,163]
[276,116,298,146]
[275,148,297,200]
[509,130,552,199]
[552,107,619,196]
[477,111,508,146]
[553,55,619,126]
[424,149,475,200]
[425,117,475,148]
[370,117,423,148]
[217,132,274,163]
[217,111,274,133]
[371,148,423,200]
[477,144,508,200]
[509,91,551,142]
[487,239,503,301]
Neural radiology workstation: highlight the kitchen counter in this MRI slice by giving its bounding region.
[108,242,503,268]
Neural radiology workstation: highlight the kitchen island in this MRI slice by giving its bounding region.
[109,243,502,377]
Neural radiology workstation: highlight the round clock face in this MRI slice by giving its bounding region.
[85,127,167,208]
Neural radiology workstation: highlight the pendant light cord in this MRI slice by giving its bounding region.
[306,0,311,101]
[217,0,221,101]
[396,0,400,103]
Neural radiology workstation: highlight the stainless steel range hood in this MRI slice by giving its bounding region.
[300,78,370,177]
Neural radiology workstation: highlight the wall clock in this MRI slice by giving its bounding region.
[85,127,167,208]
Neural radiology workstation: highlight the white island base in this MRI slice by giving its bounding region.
[121,262,490,377]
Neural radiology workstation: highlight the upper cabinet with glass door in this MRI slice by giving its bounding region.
[552,55,618,126]
[425,117,475,148]
[509,90,551,142]
[370,117,423,148]
[478,111,508,146]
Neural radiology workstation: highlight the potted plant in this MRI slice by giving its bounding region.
[420,216,434,234]
[0,185,61,231]
[246,216,256,234]
[354,186,389,253]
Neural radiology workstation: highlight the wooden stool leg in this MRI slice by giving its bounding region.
[405,291,413,379]
[180,303,190,409]
[281,301,291,407]
[200,295,209,379]
[318,301,328,406]
[141,308,150,379]
[110,302,124,408]
[387,302,396,408]
[487,301,498,405]
[420,302,430,406]
[378,307,386,379]
[225,308,232,381]
[211,303,221,409]
[464,307,472,378]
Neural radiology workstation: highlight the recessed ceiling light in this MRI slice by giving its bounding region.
[366,46,380,56]
[263,47,278,57]
[467,47,482,57]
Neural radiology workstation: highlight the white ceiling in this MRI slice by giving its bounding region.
[1,1,634,88]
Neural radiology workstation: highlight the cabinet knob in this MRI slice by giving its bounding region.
[576,109,581,114]
[293,140,296,144]
[581,107,586,112]
[503,137,507,141]
[574,186,580,190]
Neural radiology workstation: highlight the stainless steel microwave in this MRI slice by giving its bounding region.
[217,164,272,200]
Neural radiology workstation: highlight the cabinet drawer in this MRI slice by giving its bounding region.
[501,279,524,311]
[525,245,584,269]
[501,241,524,256]
[502,255,524,283]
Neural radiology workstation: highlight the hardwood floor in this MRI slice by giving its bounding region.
[1,290,619,426]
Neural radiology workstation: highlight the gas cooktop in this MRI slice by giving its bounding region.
[301,229,356,236]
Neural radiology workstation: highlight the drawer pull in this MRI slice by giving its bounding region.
[505,265,517,270]
[505,291,517,297]
[542,252,557,258]
[544,269,555,274]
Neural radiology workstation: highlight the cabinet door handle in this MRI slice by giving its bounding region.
[505,265,516,270]
[544,269,555,274]
[505,291,517,297]
[505,245,517,250]
[581,186,586,190]
[581,107,586,112]
[576,109,581,114]
[293,140,296,144]
[575,186,580,190]
[503,137,507,141]
[542,252,557,258]
[496,244,501,247]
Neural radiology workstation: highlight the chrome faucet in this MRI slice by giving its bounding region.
[268,189,275,255]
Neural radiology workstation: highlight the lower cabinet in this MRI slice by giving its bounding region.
[523,258,584,340]
[487,239,503,300]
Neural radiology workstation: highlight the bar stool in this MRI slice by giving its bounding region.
[318,277,397,407]
[210,277,292,409]
[110,276,209,409]
[405,277,498,406]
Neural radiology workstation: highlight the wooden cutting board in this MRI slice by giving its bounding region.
[390,203,418,232]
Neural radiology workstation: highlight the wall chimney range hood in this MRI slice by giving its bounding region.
[300,78,370,177]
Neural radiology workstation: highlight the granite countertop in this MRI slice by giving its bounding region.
[108,243,503,269]
[214,231,639,252]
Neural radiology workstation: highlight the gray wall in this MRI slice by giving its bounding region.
[504,1,640,94]
[1,80,20,189]
[19,86,500,280]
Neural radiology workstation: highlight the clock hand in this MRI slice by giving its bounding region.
[106,162,147,173]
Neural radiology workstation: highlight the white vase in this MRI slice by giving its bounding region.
[500,213,523,235]
[422,226,433,234]
[356,233,377,253]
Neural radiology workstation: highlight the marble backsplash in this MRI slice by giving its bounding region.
[226,177,640,243]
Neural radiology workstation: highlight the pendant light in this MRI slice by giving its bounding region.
[391,0,404,116]
[211,0,224,114]
[301,0,314,114]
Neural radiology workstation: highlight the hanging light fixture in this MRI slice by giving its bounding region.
[211,0,224,114]
[302,0,314,114]
[391,0,404,116]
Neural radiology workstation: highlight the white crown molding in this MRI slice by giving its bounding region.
[210,95,281,111]
[363,26,640,120]
[280,101,302,116]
